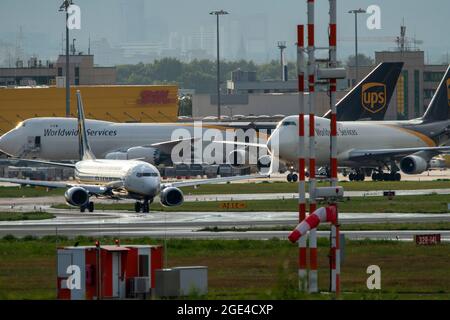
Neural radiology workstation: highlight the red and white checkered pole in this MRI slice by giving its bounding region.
[297,24,307,292]
[288,206,337,243]
[329,0,340,295]
[307,0,318,294]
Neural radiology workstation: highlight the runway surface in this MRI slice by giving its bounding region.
[1,187,450,210]
[1,209,449,240]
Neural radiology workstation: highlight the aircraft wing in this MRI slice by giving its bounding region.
[161,173,269,189]
[348,146,450,161]
[0,177,115,195]
[209,140,268,148]
[146,137,201,154]
[0,177,69,189]
[0,159,76,168]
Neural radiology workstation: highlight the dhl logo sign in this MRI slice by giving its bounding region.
[361,82,386,113]
[137,90,176,105]
[447,78,450,107]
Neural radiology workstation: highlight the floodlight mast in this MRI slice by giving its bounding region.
[348,8,366,84]
[210,10,229,120]
[59,0,73,117]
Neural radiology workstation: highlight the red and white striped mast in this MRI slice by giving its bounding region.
[328,0,340,296]
[307,0,318,294]
[297,24,307,292]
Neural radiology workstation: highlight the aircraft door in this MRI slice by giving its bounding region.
[27,136,41,149]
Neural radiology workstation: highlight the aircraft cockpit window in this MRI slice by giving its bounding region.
[136,172,158,177]
[15,121,25,129]
[282,121,296,127]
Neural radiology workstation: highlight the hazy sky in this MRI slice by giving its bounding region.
[0,0,449,64]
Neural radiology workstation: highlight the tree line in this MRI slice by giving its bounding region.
[116,54,373,94]
[117,58,297,93]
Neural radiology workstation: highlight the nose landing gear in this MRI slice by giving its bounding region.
[135,198,153,213]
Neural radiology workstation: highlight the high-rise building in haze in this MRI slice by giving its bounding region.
[120,0,147,43]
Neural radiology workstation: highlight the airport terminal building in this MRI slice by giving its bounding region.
[0,54,116,86]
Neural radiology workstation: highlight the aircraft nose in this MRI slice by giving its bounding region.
[267,129,279,154]
[143,177,160,196]
[0,131,19,156]
[266,136,272,152]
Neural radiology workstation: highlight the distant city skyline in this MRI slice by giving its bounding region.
[1,0,449,66]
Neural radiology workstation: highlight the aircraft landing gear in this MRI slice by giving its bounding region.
[287,172,298,183]
[134,202,141,213]
[371,171,401,181]
[142,200,150,213]
[80,201,95,213]
[135,198,153,213]
[349,170,365,182]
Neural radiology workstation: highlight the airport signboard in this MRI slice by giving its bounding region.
[219,202,247,210]
[414,234,441,245]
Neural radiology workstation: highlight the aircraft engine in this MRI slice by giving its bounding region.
[65,186,89,207]
[160,187,184,207]
[105,147,160,164]
[126,146,160,164]
[257,155,272,172]
[104,152,128,160]
[400,155,428,174]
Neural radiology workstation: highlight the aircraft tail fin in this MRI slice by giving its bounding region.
[421,65,450,123]
[76,90,96,161]
[323,62,403,121]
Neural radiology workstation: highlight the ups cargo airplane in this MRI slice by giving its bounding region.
[0,91,267,213]
[0,62,402,165]
[265,65,450,182]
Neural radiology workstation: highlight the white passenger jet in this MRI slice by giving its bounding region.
[0,91,267,213]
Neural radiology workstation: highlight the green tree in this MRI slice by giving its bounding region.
[153,57,183,82]
[117,58,299,92]
[345,54,374,67]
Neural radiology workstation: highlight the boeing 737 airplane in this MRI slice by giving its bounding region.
[265,65,450,182]
[0,91,268,213]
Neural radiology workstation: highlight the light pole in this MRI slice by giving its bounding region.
[210,10,229,120]
[277,41,287,81]
[348,8,366,85]
[59,0,73,118]
[72,38,76,55]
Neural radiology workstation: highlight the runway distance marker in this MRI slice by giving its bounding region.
[219,202,247,209]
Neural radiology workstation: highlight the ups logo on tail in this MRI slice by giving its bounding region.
[362,82,386,113]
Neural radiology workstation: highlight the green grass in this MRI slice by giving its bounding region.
[0,186,64,198]
[0,212,55,221]
[1,180,449,198]
[53,194,450,213]
[179,180,450,195]
[0,237,449,300]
